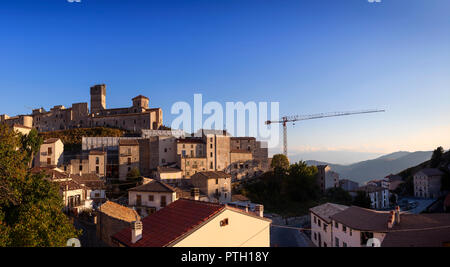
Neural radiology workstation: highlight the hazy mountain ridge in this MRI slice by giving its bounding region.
[305,151,433,185]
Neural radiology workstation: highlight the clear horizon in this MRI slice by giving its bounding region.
[1,0,449,164]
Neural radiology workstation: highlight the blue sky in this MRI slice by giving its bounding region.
[1,0,449,164]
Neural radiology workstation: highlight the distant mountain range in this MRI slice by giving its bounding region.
[305,151,433,185]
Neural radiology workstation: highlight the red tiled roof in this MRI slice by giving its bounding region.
[112,199,225,247]
[191,171,231,179]
[43,138,60,144]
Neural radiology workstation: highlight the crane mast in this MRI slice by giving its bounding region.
[266,109,385,157]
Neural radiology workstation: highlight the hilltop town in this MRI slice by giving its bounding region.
[1,84,449,248]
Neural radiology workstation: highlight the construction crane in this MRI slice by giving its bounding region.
[265,109,385,157]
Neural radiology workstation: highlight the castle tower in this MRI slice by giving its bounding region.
[90,84,106,114]
[132,95,149,109]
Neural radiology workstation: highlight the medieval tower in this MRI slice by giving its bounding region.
[90,84,106,114]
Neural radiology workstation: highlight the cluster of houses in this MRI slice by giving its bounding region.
[309,203,450,247]
[29,135,272,247]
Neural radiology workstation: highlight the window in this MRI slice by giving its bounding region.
[220,218,229,227]
[350,229,352,236]
[210,152,213,157]
[96,166,99,174]
[343,242,347,247]
[313,216,317,224]
[127,158,131,165]
[94,192,100,198]
[323,224,327,232]
[161,196,167,207]
[48,147,52,155]
[79,165,83,171]
[96,157,99,165]
[314,232,317,240]
[215,189,219,195]
[216,179,219,184]
[335,222,339,228]
[47,158,51,165]
[136,195,142,206]
[210,144,213,149]
[210,162,213,169]
[343,225,347,233]
[335,237,339,247]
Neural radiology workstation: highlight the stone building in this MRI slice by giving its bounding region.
[65,150,107,178]
[1,84,163,133]
[119,139,140,180]
[190,171,232,203]
[414,168,444,199]
[128,179,178,218]
[317,165,340,193]
[96,201,141,247]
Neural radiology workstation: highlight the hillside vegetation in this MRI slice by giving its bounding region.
[39,127,125,151]
[395,148,450,196]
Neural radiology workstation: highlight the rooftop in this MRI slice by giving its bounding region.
[98,201,140,222]
[112,199,225,247]
[43,138,60,144]
[330,206,391,232]
[112,199,270,247]
[119,139,139,146]
[356,185,386,193]
[310,203,349,224]
[382,213,450,247]
[128,180,176,193]
[157,166,182,173]
[191,171,232,179]
[415,168,444,177]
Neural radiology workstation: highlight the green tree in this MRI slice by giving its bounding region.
[20,129,43,167]
[127,167,141,179]
[325,187,353,205]
[0,124,79,247]
[353,191,372,209]
[430,146,444,168]
[271,154,290,170]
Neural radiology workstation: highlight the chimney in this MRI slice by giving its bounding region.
[191,188,199,201]
[131,221,143,244]
[395,206,401,224]
[255,204,264,217]
[387,210,395,229]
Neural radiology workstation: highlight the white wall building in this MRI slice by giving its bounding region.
[35,138,64,167]
[414,168,444,199]
[310,203,349,247]
[128,179,178,218]
[112,198,271,247]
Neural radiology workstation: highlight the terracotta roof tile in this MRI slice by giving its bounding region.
[98,201,140,222]
[310,203,349,224]
[112,199,225,247]
[191,171,231,179]
[128,180,176,193]
[119,139,139,146]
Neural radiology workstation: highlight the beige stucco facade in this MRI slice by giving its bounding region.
[36,139,64,167]
[172,209,271,247]
[128,190,178,217]
[119,142,140,180]
[191,173,232,203]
